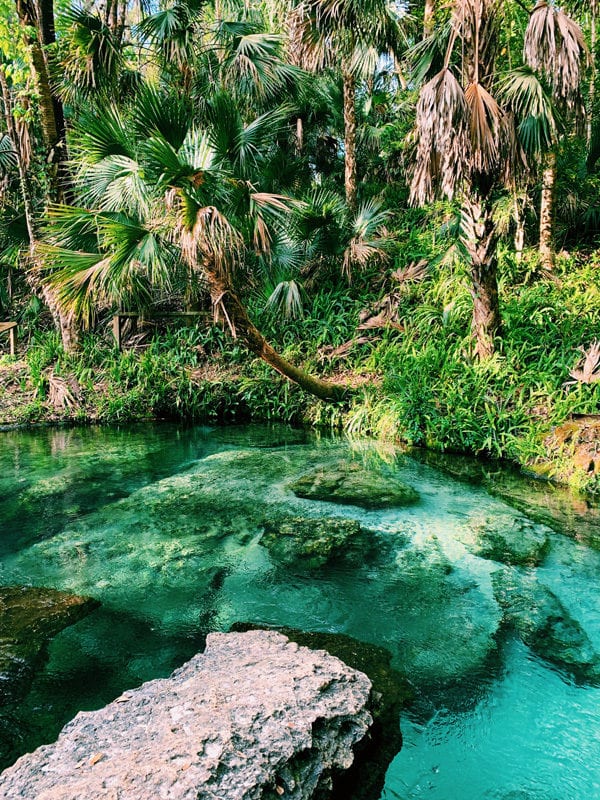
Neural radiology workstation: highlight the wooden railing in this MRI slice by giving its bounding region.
[0,322,17,355]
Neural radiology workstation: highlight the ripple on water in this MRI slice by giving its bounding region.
[382,637,600,800]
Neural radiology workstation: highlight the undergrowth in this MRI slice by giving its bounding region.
[2,249,599,493]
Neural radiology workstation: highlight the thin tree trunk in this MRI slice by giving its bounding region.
[462,195,501,359]
[205,269,347,401]
[13,0,80,350]
[424,0,435,37]
[514,192,525,262]
[588,0,597,148]
[296,116,303,155]
[342,66,357,212]
[539,149,556,272]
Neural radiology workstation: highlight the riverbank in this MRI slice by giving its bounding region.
[1,253,599,495]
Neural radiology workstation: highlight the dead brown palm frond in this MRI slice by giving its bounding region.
[178,205,242,280]
[410,67,469,205]
[524,1,588,109]
[358,293,403,331]
[47,371,81,409]
[391,258,429,284]
[342,238,389,279]
[465,81,503,173]
[566,341,600,385]
[286,3,329,71]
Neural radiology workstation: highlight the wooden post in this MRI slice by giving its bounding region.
[112,315,122,350]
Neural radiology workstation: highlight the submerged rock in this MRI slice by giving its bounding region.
[456,512,550,566]
[387,541,503,685]
[0,585,100,705]
[260,516,371,569]
[0,630,373,800]
[492,568,600,683]
[289,461,419,510]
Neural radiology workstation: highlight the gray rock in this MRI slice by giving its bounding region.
[0,630,373,800]
[456,512,550,566]
[492,568,600,683]
[0,585,100,705]
[289,461,419,510]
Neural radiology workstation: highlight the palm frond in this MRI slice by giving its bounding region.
[410,68,469,205]
[57,8,124,102]
[73,105,134,163]
[500,66,559,155]
[464,81,502,173]
[0,134,17,177]
[265,278,305,319]
[133,85,192,151]
[524,1,587,109]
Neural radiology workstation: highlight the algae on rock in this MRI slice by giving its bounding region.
[289,460,420,509]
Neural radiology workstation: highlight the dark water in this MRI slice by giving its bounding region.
[0,423,599,798]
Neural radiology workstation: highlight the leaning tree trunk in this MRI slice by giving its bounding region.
[0,62,78,346]
[539,149,556,272]
[342,65,358,213]
[204,268,347,401]
[461,195,501,360]
[14,0,80,351]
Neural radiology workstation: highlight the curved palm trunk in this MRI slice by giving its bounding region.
[539,149,556,272]
[462,195,501,360]
[205,270,347,401]
[342,66,358,212]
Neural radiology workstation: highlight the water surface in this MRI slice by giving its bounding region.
[0,423,599,798]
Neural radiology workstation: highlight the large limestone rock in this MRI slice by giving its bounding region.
[289,461,419,510]
[0,630,373,800]
[0,585,100,705]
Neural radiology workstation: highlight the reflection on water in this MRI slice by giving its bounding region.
[0,423,599,799]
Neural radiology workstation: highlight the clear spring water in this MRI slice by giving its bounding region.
[0,422,599,799]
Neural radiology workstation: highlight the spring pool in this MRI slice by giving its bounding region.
[0,423,599,798]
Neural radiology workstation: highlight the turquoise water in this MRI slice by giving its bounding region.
[1,423,599,798]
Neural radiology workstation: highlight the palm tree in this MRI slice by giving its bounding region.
[521,0,587,270]
[42,85,347,400]
[410,0,513,359]
[284,0,405,210]
[10,0,84,350]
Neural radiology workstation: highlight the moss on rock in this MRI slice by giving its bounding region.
[289,460,419,510]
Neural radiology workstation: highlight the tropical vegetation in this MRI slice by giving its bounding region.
[0,0,599,493]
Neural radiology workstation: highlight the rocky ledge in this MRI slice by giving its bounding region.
[0,630,373,800]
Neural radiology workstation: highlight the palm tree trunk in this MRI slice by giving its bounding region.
[539,149,556,272]
[342,66,358,212]
[461,195,501,359]
[204,269,347,401]
[424,0,435,37]
[296,116,304,155]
